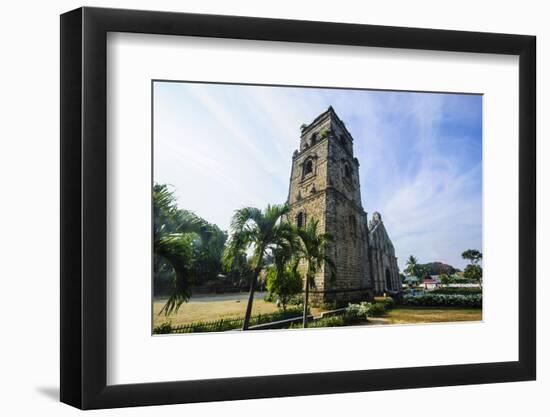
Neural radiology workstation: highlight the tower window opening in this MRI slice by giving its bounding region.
[296,212,306,228]
[311,133,317,145]
[303,159,313,177]
[344,163,351,179]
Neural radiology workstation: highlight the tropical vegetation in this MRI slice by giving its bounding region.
[153,183,227,315]
[404,250,482,287]
[222,203,297,329]
[404,255,424,279]
[462,249,483,288]
[294,219,336,327]
[265,261,302,311]
[153,182,483,332]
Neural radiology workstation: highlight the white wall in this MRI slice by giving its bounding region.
[0,0,546,415]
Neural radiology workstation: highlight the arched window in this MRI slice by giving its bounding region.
[310,132,317,145]
[296,212,306,228]
[339,134,346,147]
[385,268,392,290]
[344,163,351,179]
[303,159,313,177]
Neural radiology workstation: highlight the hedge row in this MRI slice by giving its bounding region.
[402,293,482,307]
[430,287,482,295]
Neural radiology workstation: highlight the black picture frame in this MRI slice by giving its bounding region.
[60,6,536,410]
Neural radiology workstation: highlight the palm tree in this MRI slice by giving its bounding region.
[296,219,336,328]
[404,255,421,279]
[155,233,194,315]
[223,204,296,330]
[153,184,206,315]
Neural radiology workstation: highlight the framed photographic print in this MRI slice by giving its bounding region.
[60,6,536,410]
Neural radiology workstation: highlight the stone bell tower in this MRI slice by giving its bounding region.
[287,106,373,303]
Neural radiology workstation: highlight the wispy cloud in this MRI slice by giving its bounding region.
[154,82,482,270]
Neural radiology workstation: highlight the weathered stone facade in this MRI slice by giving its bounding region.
[287,106,400,303]
[368,212,401,293]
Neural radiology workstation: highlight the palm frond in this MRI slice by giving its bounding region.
[154,233,194,315]
[230,207,262,233]
[221,230,250,271]
[296,218,337,285]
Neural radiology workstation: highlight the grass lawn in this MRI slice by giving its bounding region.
[154,296,482,329]
[368,306,482,325]
[153,294,326,328]
[154,296,283,327]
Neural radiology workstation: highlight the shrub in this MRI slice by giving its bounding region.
[447,277,478,284]
[255,307,304,325]
[287,295,303,307]
[319,128,330,139]
[265,264,303,310]
[382,296,395,309]
[345,301,389,319]
[402,293,482,308]
[373,296,395,308]
[431,287,482,295]
[312,316,345,327]
[368,303,387,317]
[345,302,371,323]
[321,299,349,310]
[153,322,173,334]
[290,315,346,329]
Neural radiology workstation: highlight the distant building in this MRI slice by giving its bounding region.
[423,275,441,290]
[404,276,421,287]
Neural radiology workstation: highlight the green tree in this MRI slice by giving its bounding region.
[190,222,227,286]
[223,248,254,288]
[295,219,336,328]
[265,263,302,311]
[462,249,483,288]
[463,264,483,287]
[404,255,422,278]
[461,249,482,264]
[154,183,229,314]
[223,204,295,330]
[440,273,451,286]
[153,184,204,315]
[265,239,302,310]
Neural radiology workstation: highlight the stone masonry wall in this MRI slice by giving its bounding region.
[288,107,374,304]
[368,213,401,294]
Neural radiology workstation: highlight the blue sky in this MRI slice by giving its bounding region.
[154,81,482,271]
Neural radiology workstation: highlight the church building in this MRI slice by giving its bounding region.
[287,106,401,302]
